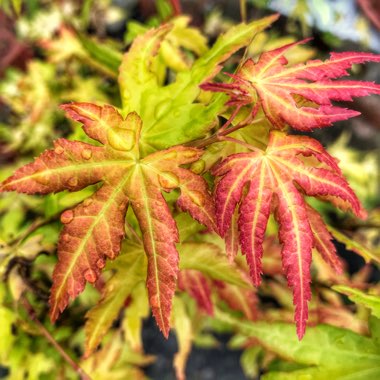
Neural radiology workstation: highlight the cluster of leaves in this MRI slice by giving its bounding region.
[1,1,380,379]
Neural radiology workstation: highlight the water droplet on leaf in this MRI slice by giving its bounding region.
[163,151,177,160]
[190,159,205,174]
[150,295,159,308]
[183,150,199,159]
[62,233,70,242]
[96,258,106,269]
[188,190,205,206]
[34,172,49,185]
[172,109,181,118]
[81,149,92,160]
[159,172,180,189]
[54,145,64,155]
[68,177,78,187]
[118,203,127,211]
[84,269,97,283]
[154,100,171,119]
[83,198,93,207]
[61,210,74,224]
[107,128,135,151]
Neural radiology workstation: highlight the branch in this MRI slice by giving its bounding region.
[9,216,55,246]
[21,297,92,380]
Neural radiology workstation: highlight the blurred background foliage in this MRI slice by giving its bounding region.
[0,1,379,379]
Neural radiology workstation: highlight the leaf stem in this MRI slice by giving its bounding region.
[169,0,182,16]
[221,116,263,136]
[218,105,243,134]
[240,0,247,23]
[9,217,55,246]
[185,108,263,150]
[219,136,262,152]
[21,297,92,380]
[125,220,143,245]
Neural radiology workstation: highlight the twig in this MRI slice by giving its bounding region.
[240,0,247,23]
[21,298,92,380]
[9,217,55,246]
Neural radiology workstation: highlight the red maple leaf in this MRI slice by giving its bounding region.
[201,40,380,130]
[212,131,366,338]
[178,270,213,315]
[0,102,216,337]
[214,275,258,321]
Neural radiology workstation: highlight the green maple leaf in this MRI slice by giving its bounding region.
[118,15,279,155]
[84,242,146,356]
[333,286,380,319]
[217,310,380,380]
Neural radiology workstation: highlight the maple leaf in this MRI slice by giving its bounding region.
[119,15,278,155]
[178,241,258,317]
[178,270,213,315]
[218,310,380,380]
[333,285,380,319]
[201,40,380,130]
[212,131,366,338]
[179,242,251,289]
[0,102,216,337]
[214,279,258,321]
[172,295,193,380]
[84,243,146,356]
[81,332,152,380]
[84,239,249,355]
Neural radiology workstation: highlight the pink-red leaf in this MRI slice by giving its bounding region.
[201,42,380,130]
[225,209,239,263]
[212,131,365,338]
[274,180,313,339]
[238,163,273,286]
[306,205,343,274]
[178,270,213,315]
[215,279,258,321]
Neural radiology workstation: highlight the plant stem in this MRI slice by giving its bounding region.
[185,114,264,150]
[218,105,242,134]
[221,116,263,136]
[240,0,247,23]
[9,217,54,246]
[125,220,143,244]
[170,0,182,16]
[220,136,262,152]
[21,298,92,380]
